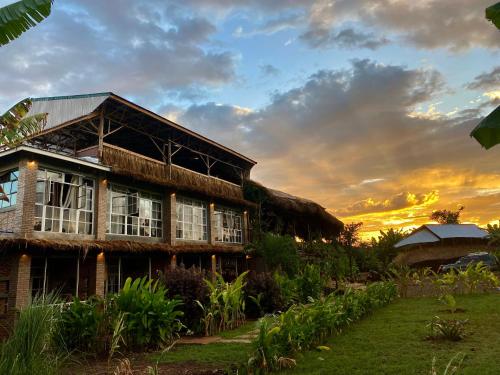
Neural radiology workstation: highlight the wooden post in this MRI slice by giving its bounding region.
[42,256,47,296]
[211,255,216,281]
[98,107,104,160]
[75,257,80,298]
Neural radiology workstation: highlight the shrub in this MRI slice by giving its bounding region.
[0,293,66,375]
[246,281,397,372]
[110,277,184,349]
[161,267,208,332]
[58,296,106,353]
[295,264,323,303]
[427,316,468,341]
[244,272,284,318]
[255,233,300,276]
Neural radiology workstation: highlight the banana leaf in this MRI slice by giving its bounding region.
[0,0,53,46]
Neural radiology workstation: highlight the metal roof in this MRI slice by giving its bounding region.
[395,224,488,248]
[29,93,110,130]
[25,92,256,166]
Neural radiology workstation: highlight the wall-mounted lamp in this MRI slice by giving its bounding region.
[27,160,37,169]
[171,193,176,197]
[245,255,251,260]
[97,252,105,260]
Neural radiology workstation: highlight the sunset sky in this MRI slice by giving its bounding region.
[0,0,499,239]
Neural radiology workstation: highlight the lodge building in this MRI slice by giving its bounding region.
[0,93,342,333]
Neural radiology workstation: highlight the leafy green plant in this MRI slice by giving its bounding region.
[0,293,67,375]
[439,294,458,314]
[458,262,499,294]
[427,316,468,341]
[58,296,106,352]
[295,264,323,303]
[111,277,184,349]
[197,271,248,336]
[246,281,397,373]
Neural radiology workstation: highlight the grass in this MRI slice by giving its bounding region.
[282,293,500,375]
[154,342,250,366]
[150,294,500,374]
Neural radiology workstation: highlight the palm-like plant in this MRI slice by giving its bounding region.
[0,98,47,147]
[0,0,53,46]
[486,222,500,245]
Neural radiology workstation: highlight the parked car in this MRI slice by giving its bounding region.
[439,252,499,273]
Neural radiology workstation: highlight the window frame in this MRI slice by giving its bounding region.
[0,169,19,210]
[34,168,95,235]
[176,197,208,241]
[214,206,243,244]
[107,184,163,238]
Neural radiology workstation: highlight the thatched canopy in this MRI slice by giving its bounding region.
[0,237,244,255]
[244,180,343,240]
[394,242,491,267]
[102,144,255,207]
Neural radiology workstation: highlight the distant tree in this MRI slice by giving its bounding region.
[339,222,363,278]
[371,228,407,269]
[430,206,464,224]
[0,0,53,46]
[486,222,500,246]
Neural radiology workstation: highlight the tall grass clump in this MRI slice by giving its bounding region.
[197,271,248,336]
[0,293,66,375]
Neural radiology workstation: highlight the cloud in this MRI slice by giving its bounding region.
[300,0,499,51]
[177,58,499,234]
[466,66,500,91]
[300,27,389,49]
[339,190,440,216]
[259,64,280,77]
[0,0,237,109]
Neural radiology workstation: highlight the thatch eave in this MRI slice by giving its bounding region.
[0,237,244,255]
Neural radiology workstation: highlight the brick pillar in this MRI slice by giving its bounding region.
[170,254,177,269]
[208,203,217,244]
[95,252,106,298]
[95,177,108,240]
[14,254,31,310]
[164,192,177,245]
[15,159,38,237]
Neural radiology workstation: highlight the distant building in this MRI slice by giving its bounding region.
[394,224,490,267]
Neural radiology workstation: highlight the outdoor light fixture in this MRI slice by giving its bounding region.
[27,160,36,168]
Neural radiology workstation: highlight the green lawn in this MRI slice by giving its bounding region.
[153,294,500,374]
[282,294,500,375]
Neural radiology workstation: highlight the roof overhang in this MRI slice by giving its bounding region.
[0,146,111,172]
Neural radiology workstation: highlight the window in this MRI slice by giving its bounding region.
[107,185,162,238]
[176,197,208,241]
[214,207,243,244]
[34,169,94,234]
[0,170,19,209]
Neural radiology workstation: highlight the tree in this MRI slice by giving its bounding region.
[339,222,363,278]
[486,221,500,246]
[370,228,407,269]
[430,206,464,224]
[0,98,47,147]
[0,0,53,46]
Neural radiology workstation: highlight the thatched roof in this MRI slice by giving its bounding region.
[0,237,244,255]
[102,144,255,207]
[393,243,491,266]
[244,180,343,239]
